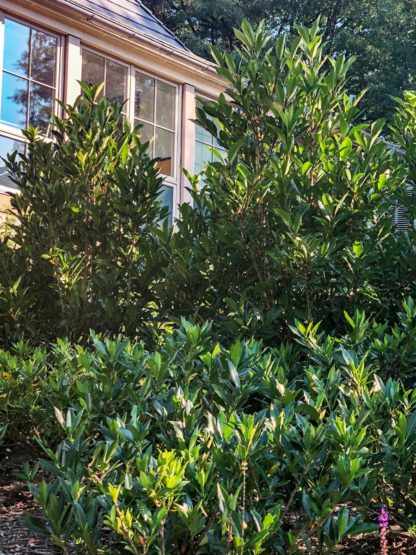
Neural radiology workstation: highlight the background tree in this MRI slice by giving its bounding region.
[144,0,416,120]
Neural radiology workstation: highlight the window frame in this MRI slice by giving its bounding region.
[0,11,64,195]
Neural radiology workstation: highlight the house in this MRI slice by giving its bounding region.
[0,0,225,220]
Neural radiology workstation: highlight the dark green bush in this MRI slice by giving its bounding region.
[1,22,416,348]
[2,20,416,553]
[158,21,416,344]
[0,85,168,343]
[2,306,416,553]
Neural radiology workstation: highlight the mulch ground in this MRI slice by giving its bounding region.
[1,451,416,554]
[336,532,416,554]
[0,450,63,554]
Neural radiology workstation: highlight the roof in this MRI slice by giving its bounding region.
[62,0,188,51]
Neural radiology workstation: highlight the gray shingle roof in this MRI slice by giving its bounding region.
[67,0,188,50]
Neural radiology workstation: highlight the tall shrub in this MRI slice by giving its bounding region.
[159,21,409,343]
[0,85,167,343]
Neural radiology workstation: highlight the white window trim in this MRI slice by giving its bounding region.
[0,10,64,195]
[180,83,196,205]
[65,35,82,105]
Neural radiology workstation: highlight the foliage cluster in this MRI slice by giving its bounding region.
[1,22,416,347]
[158,21,415,344]
[1,20,416,553]
[2,308,416,553]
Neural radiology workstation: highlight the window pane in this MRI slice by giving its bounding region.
[31,30,57,86]
[195,123,213,145]
[4,19,29,77]
[106,59,127,104]
[156,81,175,129]
[1,72,28,128]
[135,72,154,122]
[155,127,174,176]
[0,135,25,189]
[195,140,212,173]
[137,120,154,151]
[159,185,173,226]
[82,50,105,90]
[29,82,54,133]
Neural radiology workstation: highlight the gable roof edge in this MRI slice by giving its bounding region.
[134,0,189,51]
[55,0,216,68]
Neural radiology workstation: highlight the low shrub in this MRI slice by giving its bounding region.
[2,306,416,552]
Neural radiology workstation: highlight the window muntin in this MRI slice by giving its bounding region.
[135,71,176,177]
[81,49,128,106]
[0,18,58,134]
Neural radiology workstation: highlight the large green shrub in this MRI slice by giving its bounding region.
[0,85,167,343]
[1,22,416,347]
[158,21,415,344]
[2,306,416,553]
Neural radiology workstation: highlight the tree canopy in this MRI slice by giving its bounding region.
[144,0,416,120]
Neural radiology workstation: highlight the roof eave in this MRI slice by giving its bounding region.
[50,0,220,77]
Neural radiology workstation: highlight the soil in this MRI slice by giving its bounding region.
[0,450,63,554]
[335,531,416,554]
[1,450,416,554]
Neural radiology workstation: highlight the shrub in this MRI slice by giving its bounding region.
[2,22,416,349]
[0,85,168,344]
[2,309,416,552]
[158,20,415,344]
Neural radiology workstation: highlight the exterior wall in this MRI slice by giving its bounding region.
[0,0,225,221]
[0,190,10,211]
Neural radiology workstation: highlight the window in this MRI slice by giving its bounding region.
[194,97,226,178]
[0,16,60,195]
[135,72,177,223]
[80,50,179,223]
[393,184,414,232]
[81,49,128,106]
[135,71,176,178]
[0,18,59,134]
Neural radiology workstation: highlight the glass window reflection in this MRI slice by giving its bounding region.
[0,135,25,189]
[194,96,226,180]
[4,19,29,77]
[31,30,57,86]
[106,60,127,104]
[81,50,128,108]
[135,73,155,121]
[1,73,28,128]
[29,82,54,132]
[1,18,57,133]
[159,185,173,226]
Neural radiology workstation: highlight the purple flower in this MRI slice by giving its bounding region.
[378,507,389,529]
